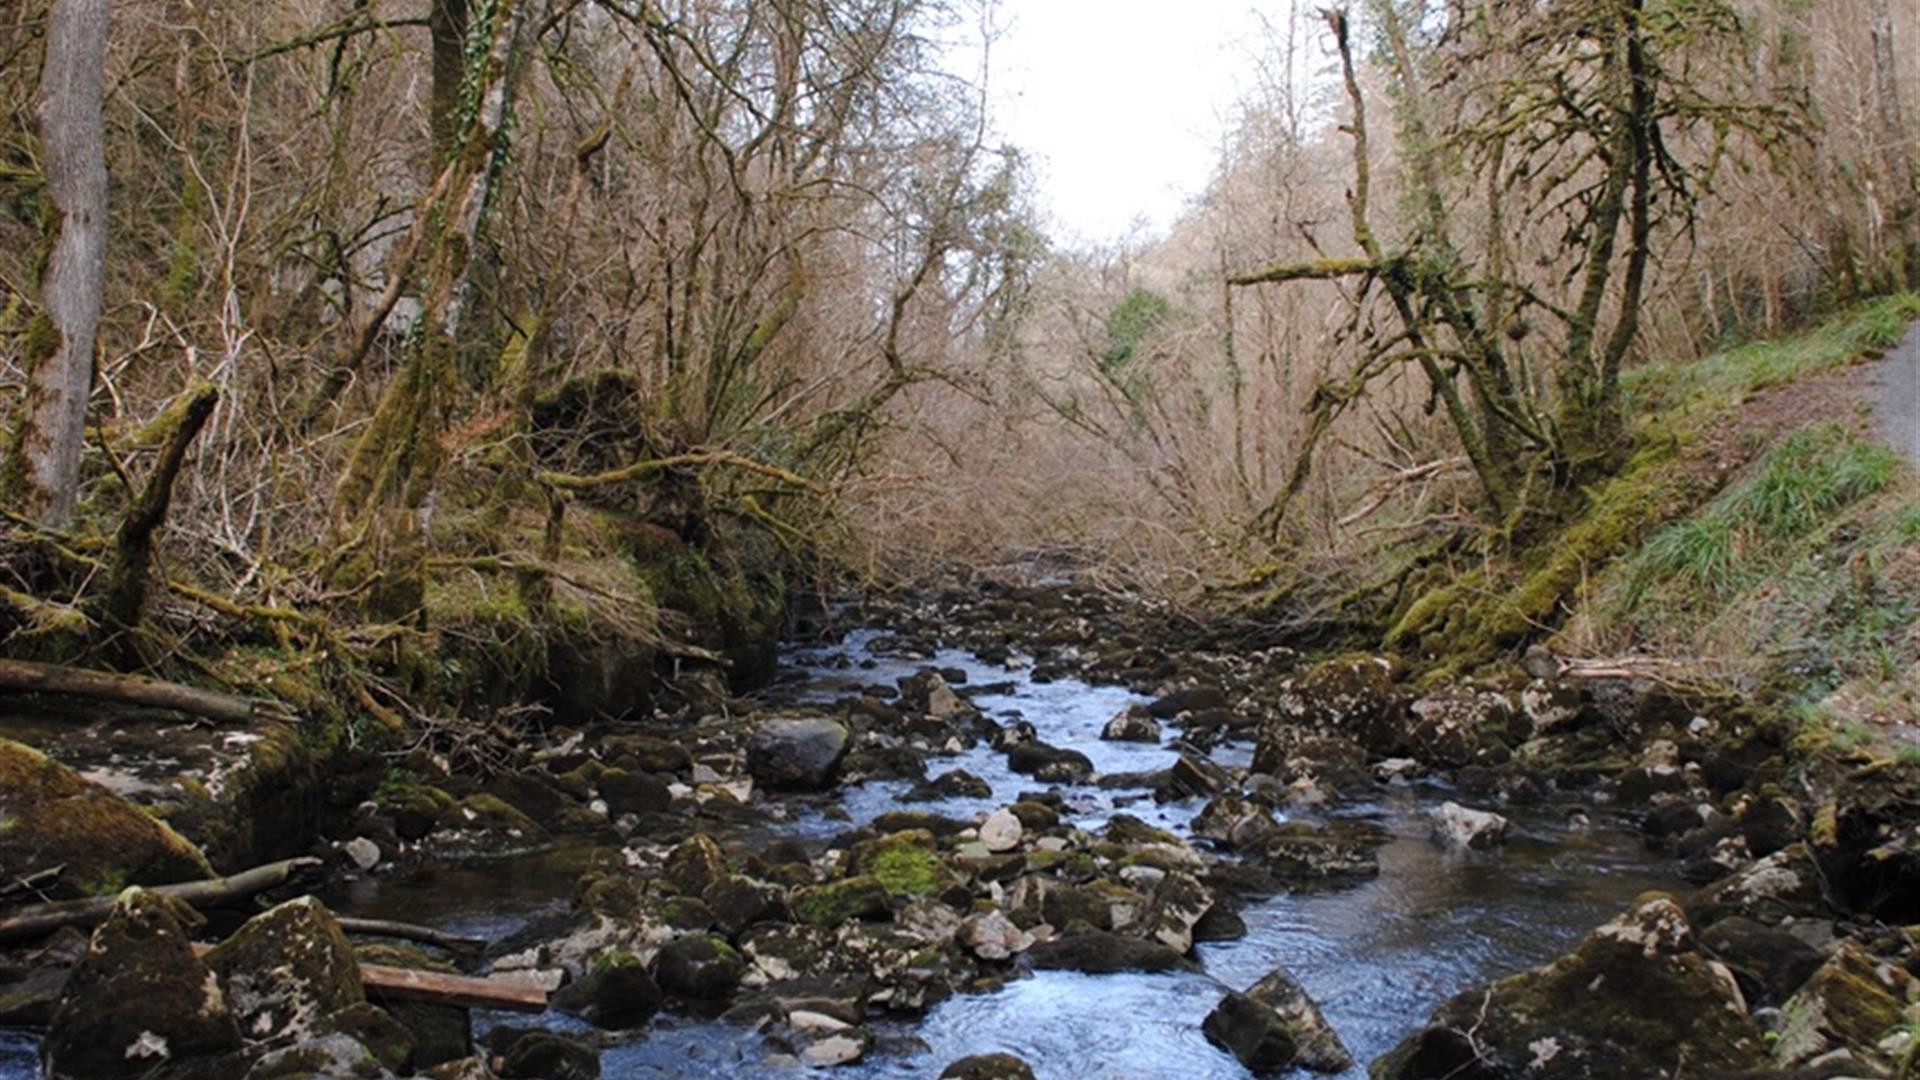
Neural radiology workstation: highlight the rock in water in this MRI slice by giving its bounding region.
[978,808,1024,853]
[1373,896,1768,1078]
[1100,705,1162,743]
[940,1053,1037,1079]
[1429,801,1510,850]
[204,895,366,1045]
[1203,967,1352,1074]
[42,888,243,1078]
[746,718,851,791]
[551,953,662,1030]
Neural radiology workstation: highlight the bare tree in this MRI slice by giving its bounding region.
[3,0,109,528]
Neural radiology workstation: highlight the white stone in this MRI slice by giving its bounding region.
[801,1034,866,1067]
[788,1010,850,1035]
[343,837,381,870]
[979,808,1024,853]
[1430,801,1510,850]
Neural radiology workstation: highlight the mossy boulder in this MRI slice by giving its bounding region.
[791,875,893,926]
[702,874,790,937]
[204,896,365,1044]
[431,794,548,857]
[0,737,213,896]
[651,935,747,1000]
[42,888,244,1078]
[850,830,952,897]
[1773,940,1917,1069]
[660,833,728,896]
[551,951,662,1030]
[940,1054,1036,1080]
[487,1027,600,1080]
[1373,896,1768,1079]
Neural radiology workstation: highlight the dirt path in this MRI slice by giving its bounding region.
[1874,319,1920,470]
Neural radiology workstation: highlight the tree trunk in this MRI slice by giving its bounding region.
[1868,0,1919,288]
[4,0,110,528]
[428,0,469,165]
[328,0,527,617]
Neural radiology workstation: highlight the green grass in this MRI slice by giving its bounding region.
[1621,425,1900,608]
[1624,293,1920,413]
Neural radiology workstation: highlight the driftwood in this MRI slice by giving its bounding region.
[336,916,485,954]
[0,658,292,725]
[355,961,548,1012]
[0,857,320,942]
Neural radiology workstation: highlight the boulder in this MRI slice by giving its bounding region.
[41,888,243,1078]
[0,738,213,896]
[747,718,851,791]
[1254,822,1385,886]
[1139,871,1214,954]
[1429,802,1510,850]
[1026,931,1191,974]
[703,875,790,938]
[1373,897,1768,1078]
[1773,940,1918,1070]
[599,735,692,776]
[1405,688,1522,767]
[1100,705,1162,743]
[903,769,992,802]
[488,1028,599,1080]
[1698,917,1824,1008]
[1202,968,1352,1074]
[1192,795,1280,851]
[1262,656,1405,756]
[1166,753,1231,799]
[660,834,729,896]
[596,768,672,817]
[848,830,952,898]
[1688,844,1830,926]
[898,671,969,719]
[940,1053,1036,1080]
[652,935,747,1000]
[1147,686,1227,718]
[960,909,1033,963]
[204,896,365,1045]
[790,876,892,927]
[551,952,662,1030]
[979,809,1024,853]
[1005,741,1093,783]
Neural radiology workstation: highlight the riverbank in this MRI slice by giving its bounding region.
[4,301,1920,1077]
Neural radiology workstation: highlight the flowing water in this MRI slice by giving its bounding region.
[0,626,1683,1078]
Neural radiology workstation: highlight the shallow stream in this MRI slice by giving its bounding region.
[0,626,1683,1078]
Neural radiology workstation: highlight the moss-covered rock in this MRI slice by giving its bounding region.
[850,830,952,897]
[1773,940,1916,1069]
[702,874,790,937]
[431,794,548,857]
[660,833,728,896]
[244,1032,391,1078]
[551,951,662,1030]
[0,737,213,896]
[651,934,746,1000]
[42,888,244,1078]
[204,896,365,1044]
[1258,655,1406,758]
[791,875,893,927]
[1373,896,1768,1078]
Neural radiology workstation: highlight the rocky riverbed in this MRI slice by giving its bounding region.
[4,582,1920,1077]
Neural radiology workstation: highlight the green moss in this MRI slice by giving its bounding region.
[851,830,948,897]
[0,738,213,895]
[790,874,892,926]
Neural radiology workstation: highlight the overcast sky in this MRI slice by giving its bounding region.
[958,1,1279,246]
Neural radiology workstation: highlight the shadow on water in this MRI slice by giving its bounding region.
[0,627,1685,1079]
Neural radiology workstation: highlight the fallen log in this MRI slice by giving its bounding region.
[0,658,293,725]
[0,857,321,942]
[336,916,485,954]
[356,961,548,1013]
